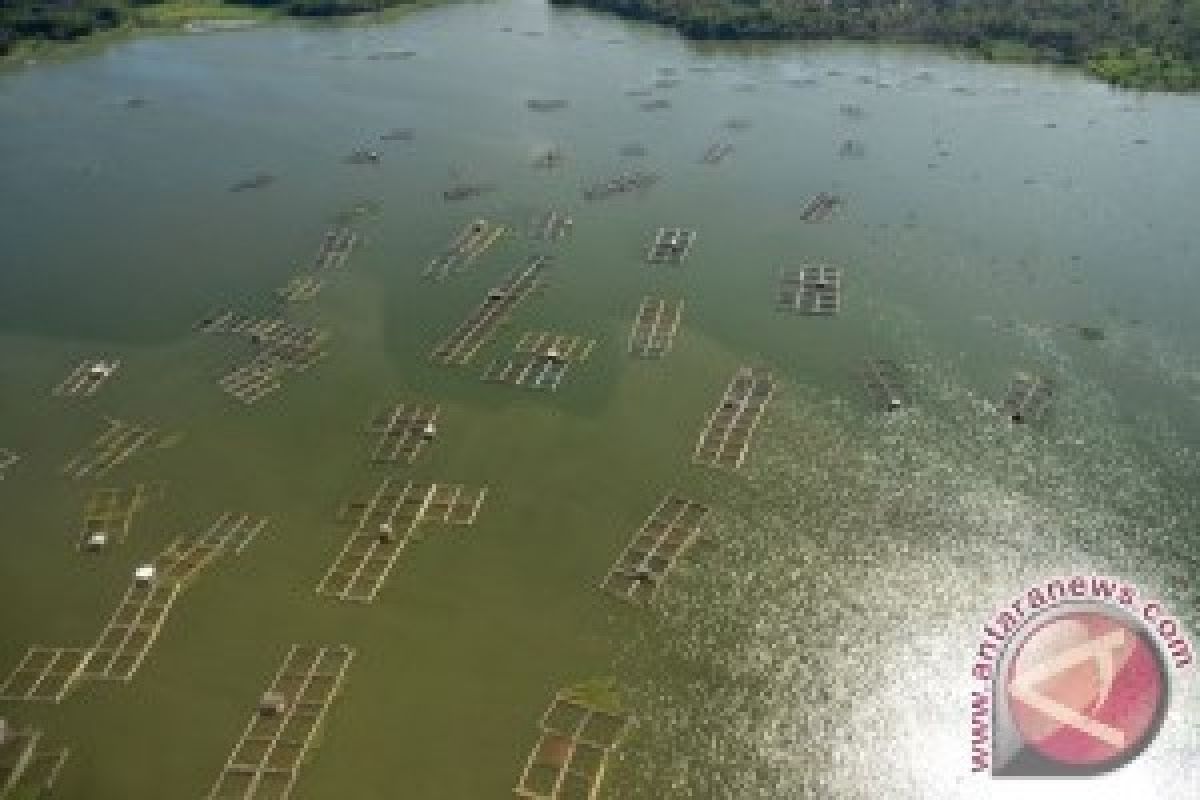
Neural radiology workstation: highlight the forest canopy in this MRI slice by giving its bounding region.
[547,0,1200,90]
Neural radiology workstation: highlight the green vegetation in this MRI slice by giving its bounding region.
[547,0,1200,90]
[0,0,432,59]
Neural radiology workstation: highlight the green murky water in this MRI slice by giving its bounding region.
[2,1,1199,797]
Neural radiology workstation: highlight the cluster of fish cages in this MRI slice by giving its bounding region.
[800,191,842,222]
[627,297,683,358]
[861,358,907,412]
[699,141,734,164]
[528,210,573,242]
[430,255,550,366]
[0,722,70,798]
[364,401,440,464]
[62,418,167,480]
[52,359,120,397]
[317,479,487,603]
[777,265,842,315]
[582,171,659,202]
[424,218,506,280]
[481,332,597,391]
[599,495,710,604]
[1,512,268,703]
[645,228,696,265]
[514,690,632,800]
[1001,373,1054,424]
[276,226,358,302]
[693,367,775,469]
[206,645,355,800]
[197,312,330,405]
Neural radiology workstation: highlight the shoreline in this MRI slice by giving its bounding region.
[0,1,443,68]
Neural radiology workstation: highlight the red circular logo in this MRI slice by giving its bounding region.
[1006,610,1166,767]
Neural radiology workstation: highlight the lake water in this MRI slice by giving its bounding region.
[2,0,1199,797]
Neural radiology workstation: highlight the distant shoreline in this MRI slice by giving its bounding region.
[0,0,440,66]
[547,0,1200,93]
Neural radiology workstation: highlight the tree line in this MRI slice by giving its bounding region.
[547,0,1200,90]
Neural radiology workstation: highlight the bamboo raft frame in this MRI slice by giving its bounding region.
[482,332,596,391]
[0,648,93,703]
[317,479,487,603]
[628,297,683,358]
[645,228,696,266]
[430,256,550,366]
[207,645,355,800]
[78,483,157,550]
[862,358,906,411]
[1001,373,1054,424]
[693,367,775,469]
[528,210,573,242]
[424,219,506,280]
[53,358,121,397]
[81,581,182,682]
[600,496,710,604]
[799,192,842,222]
[778,265,841,315]
[365,402,441,464]
[62,418,159,479]
[0,724,69,799]
[699,141,734,164]
[0,449,16,480]
[513,692,631,800]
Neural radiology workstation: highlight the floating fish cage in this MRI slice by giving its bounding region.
[0,722,70,798]
[481,332,596,391]
[430,255,550,366]
[318,479,487,603]
[77,483,158,551]
[600,495,710,604]
[62,418,164,480]
[646,228,696,266]
[53,358,121,397]
[380,127,415,141]
[638,98,671,111]
[514,691,631,800]
[693,367,775,470]
[699,141,733,165]
[424,219,506,280]
[532,147,565,169]
[799,192,842,223]
[861,358,906,411]
[777,265,842,315]
[627,297,683,359]
[528,210,573,242]
[1001,373,1054,424]
[364,402,441,464]
[526,98,568,112]
[583,171,659,202]
[0,448,17,480]
[443,183,495,203]
[206,645,355,800]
